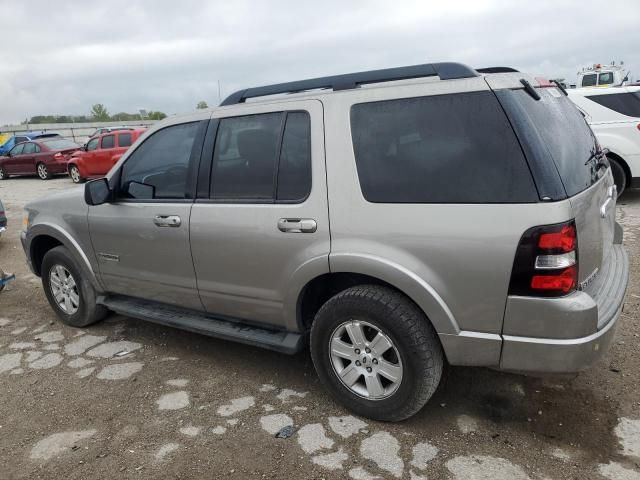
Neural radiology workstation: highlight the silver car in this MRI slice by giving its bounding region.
[21,63,629,421]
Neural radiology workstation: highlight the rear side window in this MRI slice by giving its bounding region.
[211,111,312,202]
[498,88,600,198]
[118,132,133,147]
[101,135,115,149]
[581,74,597,87]
[350,91,537,203]
[586,92,640,118]
[22,143,36,154]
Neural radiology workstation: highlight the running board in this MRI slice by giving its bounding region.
[98,295,304,354]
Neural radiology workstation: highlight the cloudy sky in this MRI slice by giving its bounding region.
[1,0,638,125]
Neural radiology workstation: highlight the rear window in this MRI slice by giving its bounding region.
[586,92,640,118]
[42,139,79,150]
[498,88,600,198]
[350,91,538,203]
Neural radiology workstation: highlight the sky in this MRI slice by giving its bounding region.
[1,0,639,125]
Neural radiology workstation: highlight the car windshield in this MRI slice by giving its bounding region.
[42,139,80,150]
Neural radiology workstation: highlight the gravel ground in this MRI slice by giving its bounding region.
[0,176,639,480]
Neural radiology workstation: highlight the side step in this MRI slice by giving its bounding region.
[98,295,304,354]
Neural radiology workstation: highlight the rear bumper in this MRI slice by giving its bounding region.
[500,244,629,373]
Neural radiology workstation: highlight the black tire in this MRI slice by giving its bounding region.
[0,166,8,180]
[68,164,85,184]
[310,285,443,421]
[41,246,108,327]
[37,162,52,180]
[609,158,627,197]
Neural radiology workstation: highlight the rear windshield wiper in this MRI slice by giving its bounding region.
[551,79,568,96]
[520,79,541,100]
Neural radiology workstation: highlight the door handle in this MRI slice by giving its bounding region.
[154,215,181,227]
[278,218,317,233]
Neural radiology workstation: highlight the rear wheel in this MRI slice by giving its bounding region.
[41,246,108,327]
[310,285,443,421]
[609,158,627,197]
[68,165,84,183]
[0,166,7,180]
[37,162,51,180]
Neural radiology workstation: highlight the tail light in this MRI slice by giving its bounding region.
[637,123,640,131]
[509,220,578,297]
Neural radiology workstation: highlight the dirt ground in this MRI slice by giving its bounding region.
[0,176,639,480]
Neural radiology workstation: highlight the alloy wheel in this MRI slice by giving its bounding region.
[329,320,403,400]
[37,163,48,179]
[70,166,80,183]
[49,265,80,315]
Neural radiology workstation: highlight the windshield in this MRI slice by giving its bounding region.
[598,72,614,85]
[581,74,597,87]
[42,139,80,150]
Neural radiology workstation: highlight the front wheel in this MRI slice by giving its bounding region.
[68,165,84,183]
[37,162,51,180]
[609,158,627,197]
[310,285,444,421]
[41,246,108,327]
[0,166,7,180]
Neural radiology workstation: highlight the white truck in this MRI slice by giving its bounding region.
[568,85,640,195]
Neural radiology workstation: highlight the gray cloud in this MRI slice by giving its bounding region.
[1,0,638,124]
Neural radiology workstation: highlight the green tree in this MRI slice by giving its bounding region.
[147,111,167,120]
[196,101,208,109]
[90,103,110,121]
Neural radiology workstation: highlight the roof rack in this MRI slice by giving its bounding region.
[220,62,478,106]
[476,67,519,74]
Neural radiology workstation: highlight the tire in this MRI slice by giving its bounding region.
[41,246,108,327]
[37,162,51,180]
[0,166,7,180]
[609,158,627,197]
[310,285,443,421]
[68,164,84,184]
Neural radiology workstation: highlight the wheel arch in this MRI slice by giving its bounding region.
[606,151,632,188]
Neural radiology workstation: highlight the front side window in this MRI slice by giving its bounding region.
[22,142,36,154]
[350,91,537,203]
[118,132,133,147]
[586,92,640,118]
[120,122,200,200]
[101,135,115,149]
[9,143,24,156]
[86,138,99,151]
[581,74,597,87]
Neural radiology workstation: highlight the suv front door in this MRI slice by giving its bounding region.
[87,120,207,310]
[190,100,329,330]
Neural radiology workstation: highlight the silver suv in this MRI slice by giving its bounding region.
[21,63,629,421]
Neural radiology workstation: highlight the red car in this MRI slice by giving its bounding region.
[0,138,81,180]
[67,128,146,183]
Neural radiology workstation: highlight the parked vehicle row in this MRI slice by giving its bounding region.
[21,63,629,421]
[0,131,61,156]
[0,127,146,182]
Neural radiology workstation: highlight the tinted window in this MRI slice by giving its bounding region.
[9,143,24,155]
[86,138,99,151]
[586,92,640,118]
[501,88,600,197]
[14,136,28,144]
[350,91,537,203]
[120,122,200,200]
[22,142,36,154]
[118,132,133,147]
[101,135,115,149]
[277,112,311,201]
[211,113,282,200]
[581,74,597,87]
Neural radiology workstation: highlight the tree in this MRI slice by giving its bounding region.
[147,111,167,120]
[196,101,208,109]
[90,103,110,121]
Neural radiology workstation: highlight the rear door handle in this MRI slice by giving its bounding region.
[278,218,317,233]
[154,215,181,227]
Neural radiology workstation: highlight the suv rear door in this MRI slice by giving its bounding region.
[87,120,207,311]
[189,100,329,330]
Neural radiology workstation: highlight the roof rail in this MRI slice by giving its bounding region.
[220,62,478,106]
[476,67,519,74]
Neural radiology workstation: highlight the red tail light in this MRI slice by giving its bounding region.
[509,220,578,297]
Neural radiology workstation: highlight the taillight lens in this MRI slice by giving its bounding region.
[509,220,578,297]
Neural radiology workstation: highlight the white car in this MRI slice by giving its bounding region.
[568,86,640,195]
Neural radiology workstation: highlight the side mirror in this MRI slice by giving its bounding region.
[85,178,111,206]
